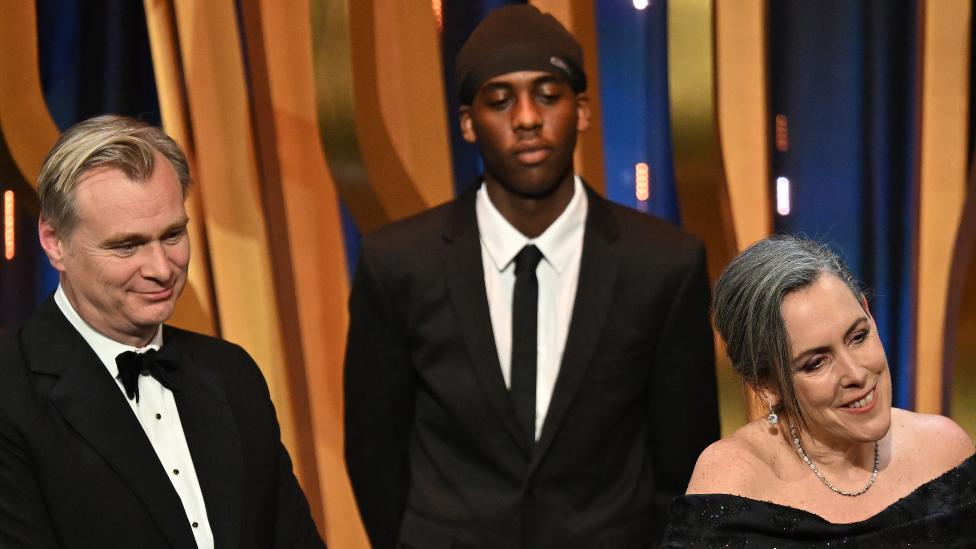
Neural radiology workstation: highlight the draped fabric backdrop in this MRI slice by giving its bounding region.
[769,0,919,408]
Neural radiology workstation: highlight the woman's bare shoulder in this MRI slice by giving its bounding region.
[892,408,974,471]
[686,420,779,496]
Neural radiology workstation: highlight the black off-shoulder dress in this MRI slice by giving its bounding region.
[662,454,976,548]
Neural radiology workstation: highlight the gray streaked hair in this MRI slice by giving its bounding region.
[713,235,864,431]
[38,114,191,236]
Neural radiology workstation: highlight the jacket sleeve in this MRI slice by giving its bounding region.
[273,434,327,548]
[231,342,325,549]
[344,245,416,549]
[0,414,60,548]
[647,243,720,536]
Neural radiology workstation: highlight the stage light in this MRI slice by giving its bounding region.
[776,177,791,216]
[431,0,443,32]
[635,162,650,202]
[633,0,650,9]
[775,114,789,152]
[4,190,13,260]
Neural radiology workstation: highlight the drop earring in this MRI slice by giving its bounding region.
[767,403,779,425]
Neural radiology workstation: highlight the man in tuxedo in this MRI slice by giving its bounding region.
[344,5,720,549]
[0,115,325,548]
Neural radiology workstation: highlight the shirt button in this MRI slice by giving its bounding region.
[192,522,199,528]
[155,413,162,420]
[173,469,180,475]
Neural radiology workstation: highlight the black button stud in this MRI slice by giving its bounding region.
[155,413,162,420]
[173,469,180,475]
[192,522,199,528]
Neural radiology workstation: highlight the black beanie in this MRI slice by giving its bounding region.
[455,5,586,105]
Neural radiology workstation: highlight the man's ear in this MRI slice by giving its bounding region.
[575,92,590,132]
[459,105,477,144]
[38,216,67,272]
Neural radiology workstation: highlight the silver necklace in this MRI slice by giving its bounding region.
[790,426,880,497]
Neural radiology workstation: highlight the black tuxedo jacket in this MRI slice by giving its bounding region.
[0,296,325,549]
[344,184,720,549]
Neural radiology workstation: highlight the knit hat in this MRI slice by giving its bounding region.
[455,5,586,105]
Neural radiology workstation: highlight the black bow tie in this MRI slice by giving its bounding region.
[115,347,181,402]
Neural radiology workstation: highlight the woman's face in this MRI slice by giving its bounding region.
[780,273,892,446]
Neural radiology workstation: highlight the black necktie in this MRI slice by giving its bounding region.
[511,244,543,446]
[115,347,180,403]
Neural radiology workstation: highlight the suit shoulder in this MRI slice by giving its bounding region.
[164,325,245,354]
[0,332,29,393]
[0,331,20,362]
[607,202,701,246]
[602,200,705,263]
[360,200,455,256]
[163,325,263,380]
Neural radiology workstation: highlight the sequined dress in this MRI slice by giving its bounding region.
[661,454,976,548]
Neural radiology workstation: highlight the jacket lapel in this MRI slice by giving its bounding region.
[442,186,532,457]
[29,298,198,549]
[165,331,244,549]
[531,189,620,469]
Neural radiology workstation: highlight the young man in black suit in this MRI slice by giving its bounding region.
[0,115,325,548]
[344,6,720,548]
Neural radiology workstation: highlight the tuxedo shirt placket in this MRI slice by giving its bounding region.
[54,287,215,549]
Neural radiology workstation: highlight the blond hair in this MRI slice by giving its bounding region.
[38,114,190,236]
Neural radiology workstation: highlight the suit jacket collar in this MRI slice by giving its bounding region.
[22,296,242,548]
[442,184,529,455]
[441,181,621,461]
[51,284,162,380]
[532,186,620,469]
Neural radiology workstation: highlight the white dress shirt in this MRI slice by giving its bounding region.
[55,286,214,549]
[475,176,588,440]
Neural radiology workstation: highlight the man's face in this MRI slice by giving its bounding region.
[39,156,190,347]
[460,70,589,198]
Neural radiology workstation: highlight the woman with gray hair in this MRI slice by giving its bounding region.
[663,235,975,547]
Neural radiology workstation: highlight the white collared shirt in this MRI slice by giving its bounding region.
[55,286,214,549]
[476,176,588,440]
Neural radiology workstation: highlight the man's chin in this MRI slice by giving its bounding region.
[496,174,568,200]
[129,301,177,326]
